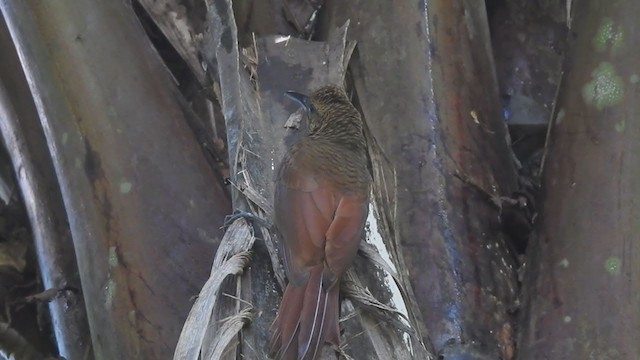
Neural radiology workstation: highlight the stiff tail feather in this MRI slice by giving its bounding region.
[269,265,340,360]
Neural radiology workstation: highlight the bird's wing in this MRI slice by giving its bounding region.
[275,168,336,286]
[275,163,368,288]
[323,194,368,287]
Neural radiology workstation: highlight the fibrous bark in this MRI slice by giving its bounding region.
[175,1,434,359]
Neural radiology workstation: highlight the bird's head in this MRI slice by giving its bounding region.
[286,85,362,140]
[285,85,353,130]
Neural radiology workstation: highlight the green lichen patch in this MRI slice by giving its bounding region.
[559,258,570,268]
[630,74,640,84]
[581,62,624,110]
[593,18,625,54]
[119,180,133,194]
[105,278,116,308]
[108,246,119,268]
[615,119,625,133]
[604,256,621,275]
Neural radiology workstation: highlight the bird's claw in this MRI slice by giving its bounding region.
[223,210,271,229]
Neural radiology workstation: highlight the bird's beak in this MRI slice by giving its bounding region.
[285,91,311,113]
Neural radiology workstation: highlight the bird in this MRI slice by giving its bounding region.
[269,85,371,360]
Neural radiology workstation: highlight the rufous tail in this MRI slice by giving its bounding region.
[269,265,340,360]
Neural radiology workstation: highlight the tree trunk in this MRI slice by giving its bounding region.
[322,1,520,358]
[0,1,231,358]
[518,1,640,358]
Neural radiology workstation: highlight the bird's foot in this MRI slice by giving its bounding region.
[223,209,271,229]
